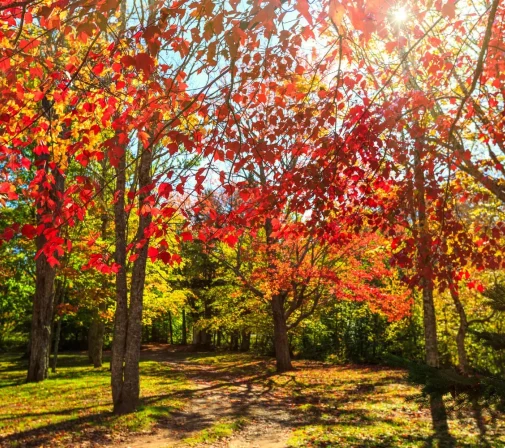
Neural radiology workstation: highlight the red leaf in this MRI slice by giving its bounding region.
[33,91,45,101]
[1,227,15,241]
[225,234,238,247]
[180,231,193,242]
[440,0,455,19]
[19,39,41,51]
[135,53,154,77]
[92,63,104,75]
[159,251,171,264]
[34,145,49,155]
[159,182,173,198]
[296,0,313,25]
[0,182,17,200]
[385,41,397,53]
[0,57,10,72]
[121,55,136,67]
[148,247,158,261]
[138,131,150,148]
[21,224,37,239]
[295,65,305,75]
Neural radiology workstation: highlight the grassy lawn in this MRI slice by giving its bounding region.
[1,351,504,447]
[183,418,248,446]
[176,353,505,447]
[274,362,505,448]
[0,353,190,447]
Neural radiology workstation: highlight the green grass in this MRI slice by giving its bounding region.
[276,363,505,448]
[184,417,248,446]
[0,353,190,447]
[1,351,504,447]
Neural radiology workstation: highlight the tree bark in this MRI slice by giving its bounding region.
[112,138,153,414]
[182,308,187,345]
[413,145,439,368]
[230,331,239,351]
[51,315,62,374]
[111,143,129,410]
[412,146,453,445]
[271,293,293,372]
[89,157,110,368]
[448,276,469,374]
[51,278,65,373]
[88,317,105,368]
[168,311,173,345]
[264,214,293,372]
[422,281,439,368]
[240,330,251,352]
[110,0,129,406]
[27,159,64,383]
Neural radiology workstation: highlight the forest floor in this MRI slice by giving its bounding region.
[1,344,504,447]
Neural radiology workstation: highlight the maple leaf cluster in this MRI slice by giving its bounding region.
[0,0,504,325]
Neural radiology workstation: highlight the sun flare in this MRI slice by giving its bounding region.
[392,6,408,23]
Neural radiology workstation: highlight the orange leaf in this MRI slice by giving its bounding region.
[440,0,455,19]
[329,0,344,31]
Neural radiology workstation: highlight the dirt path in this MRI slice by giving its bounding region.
[122,347,296,448]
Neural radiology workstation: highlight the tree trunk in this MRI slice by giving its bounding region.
[413,147,454,445]
[263,212,293,372]
[271,294,293,372]
[118,227,150,413]
[193,328,211,348]
[168,311,173,345]
[193,327,202,344]
[27,266,54,383]
[230,331,239,351]
[111,142,129,411]
[240,330,251,352]
[110,0,128,403]
[447,276,469,374]
[51,279,65,373]
[112,137,153,414]
[51,317,62,373]
[152,320,159,343]
[88,318,105,368]
[89,156,109,368]
[422,282,439,368]
[413,145,439,368]
[27,160,64,383]
[182,308,187,345]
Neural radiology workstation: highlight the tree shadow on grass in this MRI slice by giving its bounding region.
[0,409,119,447]
[0,388,187,447]
[1,349,501,447]
[0,352,189,447]
[135,352,440,446]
